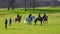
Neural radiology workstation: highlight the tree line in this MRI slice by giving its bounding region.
[0,0,59,10]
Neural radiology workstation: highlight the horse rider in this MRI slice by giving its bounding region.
[17,13,19,18]
[37,13,42,20]
[38,13,41,18]
[28,14,32,21]
[43,13,47,20]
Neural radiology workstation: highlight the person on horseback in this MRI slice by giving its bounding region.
[28,14,32,21]
[43,13,47,20]
[43,13,48,24]
[38,13,42,20]
[24,14,35,24]
[24,14,32,25]
[15,13,22,23]
[38,13,41,18]
[17,13,19,18]
[34,13,43,26]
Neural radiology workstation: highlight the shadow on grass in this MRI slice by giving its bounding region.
[33,23,60,26]
[8,28,25,30]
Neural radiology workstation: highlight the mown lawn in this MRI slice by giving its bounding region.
[0,9,60,34]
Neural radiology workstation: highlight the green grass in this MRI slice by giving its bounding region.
[0,8,60,34]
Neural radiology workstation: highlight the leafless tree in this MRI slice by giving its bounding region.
[49,0,58,7]
[8,0,15,10]
[32,0,36,10]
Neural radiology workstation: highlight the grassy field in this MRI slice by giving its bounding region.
[0,8,60,34]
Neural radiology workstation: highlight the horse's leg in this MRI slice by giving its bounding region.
[15,18,17,23]
[29,21,32,25]
[28,21,32,25]
[34,19,37,25]
[15,20,16,23]
[45,20,46,24]
[45,19,48,24]
[47,20,48,24]
[43,20,44,24]
[18,18,21,23]
[41,21,42,26]
[9,22,11,26]
[18,21,20,23]
[47,17,48,24]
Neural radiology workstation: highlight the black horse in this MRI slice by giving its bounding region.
[8,0,15,10]
[15,16,22,23]
[34,17,43,26]
[34,13,48,26]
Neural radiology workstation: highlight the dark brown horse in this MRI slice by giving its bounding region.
[43,16,48,24]
[15,16,22,23]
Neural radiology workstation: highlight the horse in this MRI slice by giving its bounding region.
[34,15,48,26]
[15,16,22,23]
[24,16,35,25]
[42,16,48,24]
[34,17,43,26]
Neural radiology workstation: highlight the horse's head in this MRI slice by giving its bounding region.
[42,15,48,21]
[18,16,22,18]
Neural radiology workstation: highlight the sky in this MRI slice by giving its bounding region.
[58,0,60,1]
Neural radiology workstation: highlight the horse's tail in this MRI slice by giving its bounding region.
[24,20,26,24]
[19,16,22,21]
[34,18,38,23]
[14,18,17,23]
[47,16,48,20]
[34,18,38,25]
